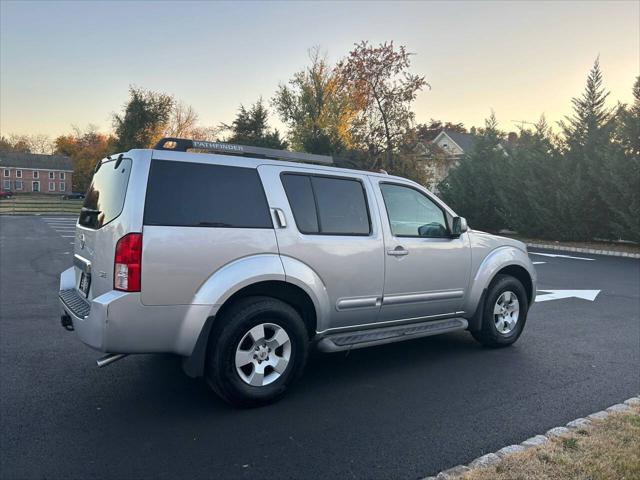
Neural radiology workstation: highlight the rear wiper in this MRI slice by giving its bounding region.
[197,221,233,227]
[81,207,102,215]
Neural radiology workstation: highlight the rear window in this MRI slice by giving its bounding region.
[144,160,272,228]
[281,173,371,235]
[79,158,132,229]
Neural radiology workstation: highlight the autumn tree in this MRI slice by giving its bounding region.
[336,41,428,173]
[221,98,287,149]
[273,47,353,155]
[113,87,174,151]
[54,126,115,191]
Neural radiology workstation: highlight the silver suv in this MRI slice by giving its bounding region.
[59,138,536,407]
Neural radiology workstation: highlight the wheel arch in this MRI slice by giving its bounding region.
[464,246,536,330]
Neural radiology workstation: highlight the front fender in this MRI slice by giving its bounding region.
[463,246,536,317]
[175,254,286,355]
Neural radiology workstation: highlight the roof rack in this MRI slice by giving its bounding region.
[153,137,334,166]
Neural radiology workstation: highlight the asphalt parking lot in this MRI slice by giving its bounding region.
[1,215,639,480]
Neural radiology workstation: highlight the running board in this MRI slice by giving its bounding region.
[317,317,468,352]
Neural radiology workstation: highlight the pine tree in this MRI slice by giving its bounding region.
[601,77,640,241]
[559,58,616,240]
[438,113,507,232]
[223,99,288,150]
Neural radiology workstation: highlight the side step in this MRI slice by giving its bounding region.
[317,317,468,352]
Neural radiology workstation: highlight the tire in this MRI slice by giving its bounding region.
[471,274,528,348]
[205,296,309,407]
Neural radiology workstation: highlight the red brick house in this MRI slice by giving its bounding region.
[0,152,73,194]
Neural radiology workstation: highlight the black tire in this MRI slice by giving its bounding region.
[471,274,528,348]
[205,296,309,407]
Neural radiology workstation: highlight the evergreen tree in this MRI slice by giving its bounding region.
[223,99,287,150]
[438,113,507,232]
[113,87,174,151]
[601,77,640,241]
[559,58,616,240]
[497,117,564,239]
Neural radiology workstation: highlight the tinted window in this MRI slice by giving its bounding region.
[281,174,319,233]
[144,161,272,228]
[380,183,448,238]
[79,158,132,229]
[281,173,370,235]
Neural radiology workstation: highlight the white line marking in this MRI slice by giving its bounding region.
[536,289,601,302]
[530,252,594,261]
[61,235,75,238]
[533,261,546,265]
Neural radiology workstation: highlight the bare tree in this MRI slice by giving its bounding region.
[336,41,428,170]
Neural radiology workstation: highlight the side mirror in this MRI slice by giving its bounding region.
[451,217,468,237]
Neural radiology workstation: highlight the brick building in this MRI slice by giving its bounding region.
[0,152,73,194]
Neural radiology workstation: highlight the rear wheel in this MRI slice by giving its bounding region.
[205,296,308,407]
[471,274,528,347]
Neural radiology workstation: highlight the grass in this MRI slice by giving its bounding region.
[0,194,82,215]
[463,405,640,480]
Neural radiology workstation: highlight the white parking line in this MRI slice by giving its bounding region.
[532,261,546,265]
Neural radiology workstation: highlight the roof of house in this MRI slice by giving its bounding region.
[0,152,73,171]
[435,130,478,153]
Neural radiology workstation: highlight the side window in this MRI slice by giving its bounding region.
[281,174,371,235]
[281,174,319,233]
[380,183,448,238]
[144,160,272,228]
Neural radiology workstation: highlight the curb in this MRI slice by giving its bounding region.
[423,395,640,479]
[526,242,640,259]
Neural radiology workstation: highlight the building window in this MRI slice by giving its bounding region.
[49,171,55,179]
[60,172,65,180]
[59,182,66,192]
[33,171,39,179]
[15,180,23,190]
[32,181,40,192]
[3,169,9,177]
[3,180,10,190]
[16,170,22,178]
[49,182,55,191]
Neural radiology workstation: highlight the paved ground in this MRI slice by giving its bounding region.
[1,216,639,480]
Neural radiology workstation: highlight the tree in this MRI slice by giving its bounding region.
[113,87,174,151]
[273,47,353,155]
[221,98,287,149]
[0,133,53,154]
[438,113,507,232]
[415,120,467,142]
[336,41,428,172]
[54,126,115,191]
[164,101,200,138]
[558,58,616,240]
[601,77,640,241]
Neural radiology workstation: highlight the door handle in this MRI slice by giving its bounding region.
[387,246,409,256]
[272,208,287,228]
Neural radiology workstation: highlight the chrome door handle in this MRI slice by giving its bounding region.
[387,246,409,256]
[272,208,287,228]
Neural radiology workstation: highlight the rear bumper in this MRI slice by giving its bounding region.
[58,267,212,355]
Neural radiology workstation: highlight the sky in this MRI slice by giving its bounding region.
[1,0,638,139]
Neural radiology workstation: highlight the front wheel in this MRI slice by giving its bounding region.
[471,274,528,348]
[205,296,309,407]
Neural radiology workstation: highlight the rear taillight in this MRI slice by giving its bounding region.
[114,233,142,292]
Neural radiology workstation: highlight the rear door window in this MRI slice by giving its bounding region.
[79,158,132,229]
[281,173,371,235]
[144,160,272,228]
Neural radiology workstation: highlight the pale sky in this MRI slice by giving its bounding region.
[1,0,638,139]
